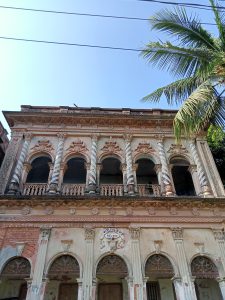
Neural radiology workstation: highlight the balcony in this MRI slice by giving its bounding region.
[62,184,85,196]
[100,184,124,196]
[137,184,161,197]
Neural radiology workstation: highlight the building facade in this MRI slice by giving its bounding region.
[0,105,224,300]
[0,121,9,168]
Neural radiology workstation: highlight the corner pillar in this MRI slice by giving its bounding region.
[124,135,135,195]
[171,228,197,300]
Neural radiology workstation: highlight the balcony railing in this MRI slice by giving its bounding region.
[23,183,48,196]
[137,184,161,197]
[62,184,85,196]
[100,184,124,196]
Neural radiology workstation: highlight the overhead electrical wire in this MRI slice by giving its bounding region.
[0,5,220,26]
[0,36,142,52]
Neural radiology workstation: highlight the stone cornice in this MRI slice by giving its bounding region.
[3,110,175,129]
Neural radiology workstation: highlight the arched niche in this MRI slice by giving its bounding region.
[100,157,123,184]
[45,255,80,300]
[96,254,128,300]
[191,256,222,300]
[63,157,87,184]
[170,156,196,196]
[26,155,52,183]
[145,254,176,300]
[0,257,31,299]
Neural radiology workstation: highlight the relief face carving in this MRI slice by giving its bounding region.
[100,228,125,252]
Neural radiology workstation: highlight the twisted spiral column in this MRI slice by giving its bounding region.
[157,140,173,196]
[48,134,65,194]
[190,141,211,196]
[125,138,135,194]
[88,136,98,193]
[8,134,32,194]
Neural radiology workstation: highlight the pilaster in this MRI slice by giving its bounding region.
[171,227,197,300]
[83,227,95,300]
[130,227,143,300]
[29,227,51,300]
[212,229,225,274]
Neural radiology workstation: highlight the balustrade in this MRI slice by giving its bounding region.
[137,184,161,197]
[62,184,85,196]
[100,184,124,196]
[23,183,47,196]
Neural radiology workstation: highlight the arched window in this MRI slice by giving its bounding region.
[63,157,86,183]
[45,255,80,300]
[145,254,176,300]
[171,157,195,196]
[191,256,222,300]
[100,157,123,184]
[0,257,31,299]
[96,255,128,300]
[26,156,51,183]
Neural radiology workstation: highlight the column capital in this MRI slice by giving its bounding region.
[124,134,133,142]
[84,227,95,240]
[91,134,100,141]
[171,227,183,240]
[212,228,225,241]
[155,134,165,143]
[154,164,162,174]
[24,132,33,141]
[40,226,52,240]
[188,164,197,174]
[57,132,67,139]
[130,227,141,240]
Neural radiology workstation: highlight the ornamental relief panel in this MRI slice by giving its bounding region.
[30,139,54,156]
[167,143,188,155]
[100,228,125,252]
[65,139,88,156]
[100,138,122,158]
[134,141,156,157]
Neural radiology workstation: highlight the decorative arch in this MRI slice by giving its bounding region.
[63,152,90,165]
[168,153,194,166]
[27,151,53,164]
[1,256,31,279]
[144,251,179,278]
[98,153,124,164]
[45,252,83,278]
[145,253,175,279]
[95,253,131,278]
[190,255,221,279]
[133,153,160,165]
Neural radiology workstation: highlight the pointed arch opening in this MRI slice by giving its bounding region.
[145,254,176,300]
[0,256,31,299]
[191,256,222,300]
[45,254,80,300]
[96,254,128,300]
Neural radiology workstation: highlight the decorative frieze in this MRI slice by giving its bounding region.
[100,228,125,252]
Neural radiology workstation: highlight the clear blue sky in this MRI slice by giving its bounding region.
[0,0,218,134]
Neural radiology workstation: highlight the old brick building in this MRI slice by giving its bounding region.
[0,105,225,300]
[0,122,9,169]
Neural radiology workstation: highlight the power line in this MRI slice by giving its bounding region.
[0,5,219,26]
[138,0,225,11]
[0,36,142,52]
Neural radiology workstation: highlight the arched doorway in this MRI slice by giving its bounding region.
[136,158,159,196]
[191,256,222,300]
[100,157,123,196]
[96,254,128,300]
[0,256,31,300]
[170,157,196,196]
[145,254,176,300]
[45,255,80,300]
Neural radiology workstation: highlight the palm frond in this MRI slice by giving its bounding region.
[150,7,217,50]
[141,42,212,77]
[209,0,225,49]
[173,82,225,140]
[142,76,205,105]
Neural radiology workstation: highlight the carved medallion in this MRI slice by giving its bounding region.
[100,228,125,252]
[66,139,88,155]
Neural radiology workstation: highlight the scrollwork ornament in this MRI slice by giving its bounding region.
[100,228,125,252]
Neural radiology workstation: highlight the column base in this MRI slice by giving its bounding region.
[48,183,58,195]
[87,183,97,194]
[127,184,135,196]
[7,182,20,195]
[201,185,213,197]
[165,184,174,197]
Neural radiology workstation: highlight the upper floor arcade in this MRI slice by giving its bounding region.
[0,105,224,198]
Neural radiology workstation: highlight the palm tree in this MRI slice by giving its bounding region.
[141,0,225,140]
